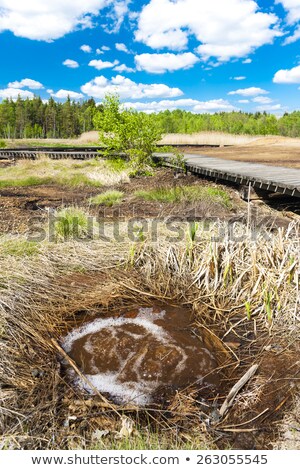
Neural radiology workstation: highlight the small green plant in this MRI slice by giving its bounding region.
[245,301,252,320]
[52,207,91,240]
[89,190,124,207]
[0,140,6,149]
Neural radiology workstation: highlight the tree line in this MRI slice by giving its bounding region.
[1,95,300,139]
[0,96,98,139]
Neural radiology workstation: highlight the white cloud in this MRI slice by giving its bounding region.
[238,99,250,103]
[135,52,199,73]
[283,26,300,45]
[47,89,54,94]
[228,87,269,96]
[0,1,114,41]
[0,88,34,100]
[51,89,84,99]
[96,48,104,55]
[8,78,44,89]
[243,58,252,64]
[252,96,273,104]
[113,64,135,73]
[103,0,130,33]
[123,98,235,113]
[102,46,111,51]
[232,76,246,80]
[63,59,80,68]
[116,42,129,53]
[256,103,282,111]
[136,0,281,62]
[276,1,300,24]
[273,64,300,83]
[81,75,183,99]
[89,59,119,70]
[80,44,92,53]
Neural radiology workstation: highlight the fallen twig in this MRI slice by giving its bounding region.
[218,364,259,419]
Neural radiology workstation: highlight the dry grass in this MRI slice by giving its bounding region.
[160,132,260,146]
[0,157,130,188]
[0,218,299,449]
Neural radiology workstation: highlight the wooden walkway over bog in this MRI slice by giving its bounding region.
[156,152,300,198]
[1,147,300,198]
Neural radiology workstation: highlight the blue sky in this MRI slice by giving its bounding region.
[1,0,300,114]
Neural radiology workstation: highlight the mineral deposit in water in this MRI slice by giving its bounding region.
[62,306,219,405]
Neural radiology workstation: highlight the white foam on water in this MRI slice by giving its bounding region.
[62,307,214,405]
[75,372,160,406]
[62,308,168,353]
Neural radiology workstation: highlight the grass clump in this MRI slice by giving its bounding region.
[0,239,39,257]
[53,207,91,240]
[135,185,232,208]
[89,190,124,207]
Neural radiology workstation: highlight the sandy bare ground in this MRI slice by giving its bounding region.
[171,136,300,169]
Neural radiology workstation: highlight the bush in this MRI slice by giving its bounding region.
[94,93,161,171]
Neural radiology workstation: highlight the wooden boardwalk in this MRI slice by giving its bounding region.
[156,152,300,198]
[1,147,300,198]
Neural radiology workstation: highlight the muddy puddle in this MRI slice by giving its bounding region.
[62,306,220,406]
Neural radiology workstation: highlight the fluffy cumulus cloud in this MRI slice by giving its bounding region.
[113,64,135,73]
[0,88,34,100]
[8,78,44,89]
[135,52,199,73]
[123,98,235,113]
[89,59,119,70]
[273,64,300,83]
[0,1,126,41]
[228,87,269,96]
[252,96,273,104]
[81,75,183,99]
[80,44,92,53]
[115,43,129,53]
[135,0,281,62]
[51,89,84,99]
[63,59,80,68]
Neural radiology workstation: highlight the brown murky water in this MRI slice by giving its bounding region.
[62,306,220,405]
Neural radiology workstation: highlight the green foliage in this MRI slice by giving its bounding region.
[53,207,90,240]
[93,93,161,169]
[89,190,124,206]
[0,139,6,148]
[134,185,231,208]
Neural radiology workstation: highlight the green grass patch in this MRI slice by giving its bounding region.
[105,158,128,172]
[89,190,124,207]
[58,173,103,188]
[134,185,232,208]
[0,240,39,257]
[0,176,52,188]
[53,207,91,240]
